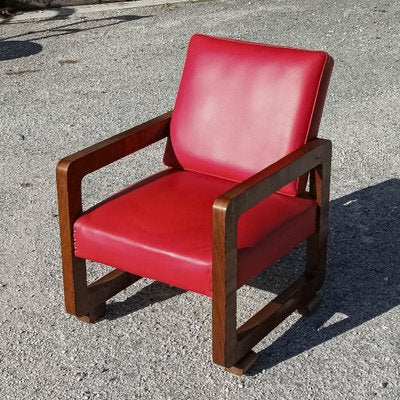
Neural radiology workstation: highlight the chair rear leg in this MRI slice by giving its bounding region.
[297,199,329,315]
[297,293,322,315]
[298,159,330,314]
[224,350,258,376]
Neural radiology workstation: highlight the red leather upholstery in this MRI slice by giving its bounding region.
[164,34,333,195]
[74,170,317,296]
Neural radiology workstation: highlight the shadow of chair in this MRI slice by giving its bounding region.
[105,281,184,321]
[248,178,400,373]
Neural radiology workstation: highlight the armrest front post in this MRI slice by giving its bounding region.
[211,138,332,369]
[56,168,88,316]
[212,200,238,367]
[56,112,172,318]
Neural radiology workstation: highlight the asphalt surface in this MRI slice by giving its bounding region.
[0,0,399,399]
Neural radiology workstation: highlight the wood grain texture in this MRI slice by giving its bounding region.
[212,200,238,366]
[56,112,172,320]
[77,303,107,324]
[88,270,141,307]
[57,111,172,180]
[224,350,258,376]
[212,138,332,369]
[297,295,322,315]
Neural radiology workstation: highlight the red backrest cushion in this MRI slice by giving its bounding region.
[164,34,333,195]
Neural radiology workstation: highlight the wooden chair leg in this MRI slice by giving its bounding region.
[213,219,329,374]
[297,161,330,315]
[62,261,141,323]
[296,227,327,316]
[61,254,90,318]
[78,302,107,323]
[297,294,321,315]
[57,154,143,323]
[58,188,141,322]
[224,350,258,376]
[213,224,328,374]
[213,274,320,375]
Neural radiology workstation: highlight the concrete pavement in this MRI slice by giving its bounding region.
[0,0,399,399]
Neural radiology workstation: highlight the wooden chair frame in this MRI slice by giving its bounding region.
[212,135,331,374]
[56,111,331,373]
[56,112,172,322]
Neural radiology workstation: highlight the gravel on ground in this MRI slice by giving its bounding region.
[0,1,399,399]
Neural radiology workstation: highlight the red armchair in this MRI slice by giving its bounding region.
[56,34,333,375]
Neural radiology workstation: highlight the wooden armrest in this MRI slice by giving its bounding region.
[213,138,332,219]
[56,112,171,318]
[56,111,172,242]
[56,111,172,181]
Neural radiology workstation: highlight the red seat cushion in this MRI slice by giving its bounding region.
[164,34,333,195]
[74,170,317,296]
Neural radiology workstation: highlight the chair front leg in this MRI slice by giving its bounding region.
[56,165,113,323]
[57,166,140,322]
[211,201,238,368]
[56,168,92,319]
[212,202,259,374]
